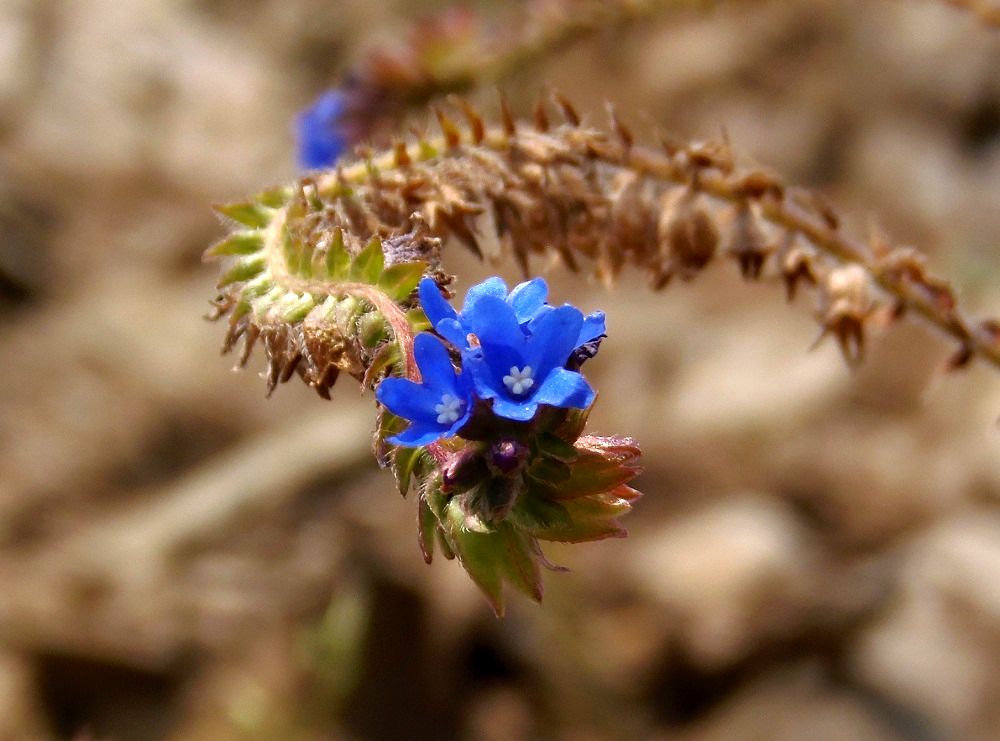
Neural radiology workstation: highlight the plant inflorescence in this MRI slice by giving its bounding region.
[206,90,999,612]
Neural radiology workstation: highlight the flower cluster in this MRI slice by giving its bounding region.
[376,277,605,445]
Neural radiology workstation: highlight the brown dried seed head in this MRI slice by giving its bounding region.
[816,263,876,366]
[776,232,818,301]
[724,203,770,280]
[658,188,720,281]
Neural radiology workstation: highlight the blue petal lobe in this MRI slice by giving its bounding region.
[508,278,549,324]
[418,278,457,329]
[532,367,595,410]
[464,296,525,351]
[490,396,540,422]
[413,333,457,389]
[389,423,448,447]
[461,277,508,316]
[577,311,607,347]
[375,378,442,425]
[435,318,469,348]
[523,305,583,374]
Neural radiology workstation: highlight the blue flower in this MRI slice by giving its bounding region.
[296,90,348,170]
[418,277,606,352]
[376,333,474,446]
[462,296,596,421]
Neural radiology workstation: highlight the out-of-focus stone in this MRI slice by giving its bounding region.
[630,494,815,669]
[849,512,1000,739]
[659,662,898,741]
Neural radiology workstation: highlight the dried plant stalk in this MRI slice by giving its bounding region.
[334,0,740,145]
[208,96,1000,400]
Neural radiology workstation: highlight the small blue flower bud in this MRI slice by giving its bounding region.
[296,90,348,170]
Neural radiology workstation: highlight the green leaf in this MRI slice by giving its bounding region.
[378,261,427,302]
[205,231,264,258]
[215,202,271,229]
[351,237,385,283]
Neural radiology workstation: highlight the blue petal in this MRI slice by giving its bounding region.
[532,367,595,410]
[375,377,442,425]
[466,342,525,403]
[389,423,450,447]
[523,305,583,375]
[508,278,548,324]
[413,333,458,389]
[435,318,469,348]
[460,277,508,316]
[418,279,457,329]
[490,396,540,422]
[464,296,525,351]
[577,311,607,347]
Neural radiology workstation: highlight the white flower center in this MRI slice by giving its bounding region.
[434,393,464,424]
[503,365,535,396]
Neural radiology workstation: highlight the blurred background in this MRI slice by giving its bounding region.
[1,0,999,738]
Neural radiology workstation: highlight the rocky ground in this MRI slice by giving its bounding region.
[1,0,999,738]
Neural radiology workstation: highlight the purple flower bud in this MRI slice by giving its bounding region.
[487,438,530,476]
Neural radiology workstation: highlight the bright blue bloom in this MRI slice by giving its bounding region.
[418,277,606,352]
[376,333,474,446]
[296,90,348,170]
[462,296,596,422]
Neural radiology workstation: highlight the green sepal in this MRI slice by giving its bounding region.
[205,231,264,257]
[393,445,423,498]
[551,405,592,444]
[527,457,571,486]
[362,340,401,389]
[358,312,390,350]
[351,237,385,283]
[378,261,427,302]
[529,490,631,543]
[325,229,350,278]
[406,308,432,332]
[217,254,266,287]
[443,499,543,616]
[372,410,407,469]
[214,202,272,229]
[535,432,580,463]
[418,495,437,564]
[258,186,292,208]
[534,437,641,500]
[282,294,315,323]
[507,494,572,533]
